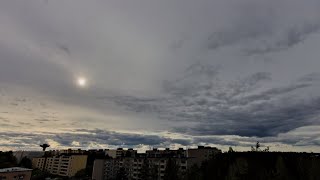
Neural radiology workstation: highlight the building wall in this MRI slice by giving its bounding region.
[32,155,87,177]
[32,157,46,169]
[105,150,117,158]
[187,146,221,167]
[104,157,188,180]
[69,155,88,176]
[106,149,137,159]
[92,159,105,180]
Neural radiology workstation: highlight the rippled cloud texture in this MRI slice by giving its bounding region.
[1,0,320,152]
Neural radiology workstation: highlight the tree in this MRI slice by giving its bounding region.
[164,158,180,180]
[140,158,151,180]
[74,169,89,179]
[184,164,201,180]
[251,142,261,152]
[228,147,235,153]
[256,141,260,151]
[40,144,50,151]
[139,158,159,180]
[19,156,32,168]
[116,167,128,180]
[0,151,17,168]
[263,146,270,152]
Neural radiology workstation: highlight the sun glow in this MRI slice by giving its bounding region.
[77,77,87,87]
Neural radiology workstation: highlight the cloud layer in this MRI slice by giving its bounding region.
[1,0,320,152]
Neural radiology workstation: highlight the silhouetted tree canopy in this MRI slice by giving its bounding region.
[19,156,32,168]
[0,151,17,168]
[164,158,180,180]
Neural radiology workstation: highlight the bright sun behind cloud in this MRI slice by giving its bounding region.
[77,77,87,87]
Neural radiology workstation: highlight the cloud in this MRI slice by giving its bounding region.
[108,63,320,137]
[1,0,320,152]
[0,129,191,150]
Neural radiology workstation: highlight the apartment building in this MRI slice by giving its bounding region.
[32,155,87,177]
[146,148,186,158]
[32,157,46,170]
[92,159,105,180]
[93,147,220,180]
[187,146,222,167]
[0,167,32,180]
[105,148,137,158]
[101,156,188,180]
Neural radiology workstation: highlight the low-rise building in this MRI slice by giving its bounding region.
[0,167,32,180]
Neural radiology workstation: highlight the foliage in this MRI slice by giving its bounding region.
[182,152,320,180]
[115,167,128,180]
[228,147,235,153]
[0,151,18,168]
[139,158,151,180]
[183,164,201,180]
[19,156,32,168]
[164,158,180,180]
[74,169,89,178]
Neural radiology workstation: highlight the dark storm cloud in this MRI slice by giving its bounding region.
[109,63,320,137]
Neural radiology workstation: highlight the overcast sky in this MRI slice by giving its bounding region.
[1,0,320,152]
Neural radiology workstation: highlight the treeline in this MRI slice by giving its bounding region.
[0,151,17,168]
[184,152,320,180]
[107,151,320,180]
[0,151,32,168]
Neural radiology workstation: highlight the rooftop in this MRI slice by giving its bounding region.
[0,167,33,173]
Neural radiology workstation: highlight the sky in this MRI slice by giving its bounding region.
[1,0,320,152]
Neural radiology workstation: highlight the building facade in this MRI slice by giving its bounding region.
[32,155,87,177]
[187,146,222,167]
[92,159,105,180]
[92,146,220,180]
[0,167,32,180]
[105,148,137,159]
[101,157,188,180]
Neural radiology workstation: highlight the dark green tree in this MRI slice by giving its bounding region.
[228,147,235,153]
[164,158,180,180]
[256,141,261,151]
[116,167,128,180]
[140,158,151,180]
[74,168,89,179]
[184,164,201,180]
[19,156,32,168]
[0,151,18,168]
